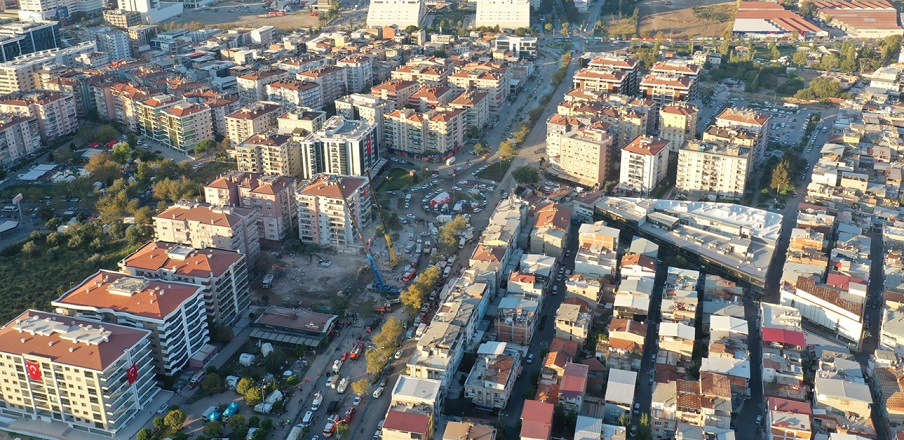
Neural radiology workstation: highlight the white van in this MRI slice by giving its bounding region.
[301,411,314,427]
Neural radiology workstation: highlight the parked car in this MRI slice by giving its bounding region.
[373,387,384,398]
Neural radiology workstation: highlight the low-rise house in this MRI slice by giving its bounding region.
[555,302,591,344]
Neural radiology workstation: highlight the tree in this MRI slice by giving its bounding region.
[128,132,138,148]
[819,53,839,71]
[560,22,569,37]
[153,177,198,203]
[499,140,517,160]
[260,418,274,430]
[474,143,490,156]
[137,428,152,440]
[85,153,122,185]
[792,50,810,66]
[352,378,370,396]
[203,421,223,437]
[798,0,816,15]
[96,125,119,143]
[336,423,350,439]
[53,145,74,164]
[374,317,405,350]
[194,139,216,156]
[112,142,132,163]
[248,416,260,427]
[22,241,38,255]
[639,413,652,440]
[512,166,539,185]
[401,284,426,314]
[544,23,553,33]
[164,409,187,431]
[438,215,467,253]
[366,347,390,374]
[125,224,153,245]
[244,386,264,406]
[153,416,165,430]
[200,373,223,392]
[770,159,793,194]
[228,414,246,430]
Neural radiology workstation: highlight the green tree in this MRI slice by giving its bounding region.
[153,177,199,203]
[194,139,216,156]
[352,378,370,396]
[248,416,260,427]
[137,428,152,440]
[112,142,132,163]
[792,50,809,66]
[365,347,390,374]
[438,215,467,253]
[96,125,119,143]
[128,132,138,148]
[770,159,793,193]
[544,23,553,33]
[244,386,264,406]
[164,409,187,431]
[200,373,223,392]
[85,153,122,185]
[260,418,274,430]
[819,53,840,71]
[203,421,223,437]
[401,283,427,314]
[21,241,38,255]
[474,143,490,156]
[125,224,153,245]
[560,22,569,37]
[228,414,246,429]
[373,317,405,350]
[512,166,540,185]
[499,140,517,159]
[639,413,652,440]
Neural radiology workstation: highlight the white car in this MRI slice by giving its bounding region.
[353,394,362,406]
[373,387,385,398]
[332,359,343,373]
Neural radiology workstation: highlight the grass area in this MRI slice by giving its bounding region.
[476,159,513,182]
[378,167,416,193]
[692,4,734,21]
[601,15,635,38]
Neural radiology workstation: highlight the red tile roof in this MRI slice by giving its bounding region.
[762,327,806,347]
[520,400,554,440]
[122,242,243,277]
[55,271,203,320]
[383,410,430,435]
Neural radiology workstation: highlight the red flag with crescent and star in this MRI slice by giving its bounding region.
[127,363,138,385]
[25,360,41,381]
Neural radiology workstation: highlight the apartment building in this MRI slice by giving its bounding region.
[205,172,298,242]
[335,93,395,146]
[233,132,301,178]
[573,69,628,95]
[495,296,538,344]
[408,85,458,112]
[651,60,702,80]
[493,35,537,59]
[555,302,591,344]
[93,82,156,130]
[587,53,641,92]
[552,124,615,187]
[464,342,521,410]
[277,108,326,136]
[383,107,465,156]
[95,29,131,61]
[475,0,530,29]
[135,96,213,152]
[52,270,209,376]
[676,140,751,200]
[0,42,94,95]
[714,107,770,164]
[366,0,425,27]
[337,56,373,94]
[119,241,250,326]
[659,103,699,152]
[298,116,379,178]
[639,74,696,104]
[382,402,434,440]
[0,21,61,62]
[296,174,371,250]
[298,65,347,105]
[371,79,420,109]
[780,276,865,344]
[0,89,76,142]
[619,135,670,195]
[154,201,261,258]
[448,61,511,112]
[103,9,142,28]
[202,97,241,137]
[391,58,451,87]
[0,310,157,438]
[266,80,323,111]
[225,101,284,146]
[0,114,40,167]
[531,202,572,258]
[449,90,490,131]
[236,68,291,102]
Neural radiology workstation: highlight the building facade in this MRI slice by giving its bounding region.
[296,174,371,251]
[619,135,669,195]
[298,116,379,179]
[154,201,261,258]
[676,140,751,200]
[204,172,299,242]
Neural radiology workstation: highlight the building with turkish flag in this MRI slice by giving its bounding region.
[0,310,158,437]
[52,270,209,377]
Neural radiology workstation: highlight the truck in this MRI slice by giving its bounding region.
[311,392,323,411]
[285,425,304,440]
[326,400,339,414]
[373,303,392,313]
[337,377,349,393]
[406,326,416,338]
[262,273,274,289]
[328,375,340,389]
[436,214,453,224]
[415,323,428,337]
[445,156,456,166]
[350,342,364,359]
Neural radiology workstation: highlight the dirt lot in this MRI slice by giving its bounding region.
[638,0,735,38]
[166,3,321,30]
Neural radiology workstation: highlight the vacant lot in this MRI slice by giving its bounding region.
[638,0,735,38]
[166,4,321,30]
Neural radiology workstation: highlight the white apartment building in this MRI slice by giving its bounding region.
[0,42,96,95]
[658,103,698,152]
[95,29,131,61]
[366,0,426,27]
[714,107,770,164]
[0,114,41,167]
[225,101,284,146]
[266,80,323,111]
[464,342,521,410]
[447,61,511,113]
[234,132,301,178]
[384,107,466,157]
[676,140,751,200]
[297,65,347,106]
[0,310,158,438]
[236,68,291,103]
[52,271,209,376]
[120,242,251,326]
[0,89,76,142]
[298,116,379,179]
[136,97,213,153]
[154,201,261,258]
[337,56,373,94]
[118,0,183,23]
[619,135,669,195]
[780,277,865,344]
[475,0,530,29]
[296,174,371,250]
[335,93,395,146]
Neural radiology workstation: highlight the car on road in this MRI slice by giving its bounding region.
[538,315,548,331]
[526,353,534,364]
[332,359,343,372]
[340,352,348,361]
[756,415,763,425]
[630,425,637,437]
[394,349,403,359]
[633,403,640,415]
[373,387,384,398]
[353,394,362,406]
[157,403,169,414]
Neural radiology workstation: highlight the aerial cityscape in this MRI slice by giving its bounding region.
[0,0,899,438]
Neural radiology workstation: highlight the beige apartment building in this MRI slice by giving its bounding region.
[52,270,209,376]
[0,90,77,142]
[619,135,669,195]
[337,56,373,94]
[448,61,511,112]
[0,114,41,167]
[225,101,284,146]
[154,201,261,258]
[135,95,213,152]
[676,140,751,201]
[233,132,301,178]
[714,107,770,164]
[335,93,395,146]
[371,79,420,109]
[384,107,465,156]
[554,124,615,187]
[296,174,371,251]
[236,68,291,102]
[639,74,696,105]
[0,310,158,438]
[266,80,323,111]
[449,90,490,131]
[93,82,156,130]
[588,53,641,92]
[391,57,452,86]
[573,69,628,95]
[204,171,298,242]
[297,65,347,105]
[120,241,250,326]
[659,103,699,152]
[464,342,521,410]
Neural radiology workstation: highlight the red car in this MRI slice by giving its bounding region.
[340,352,348,361]
[310,11,318,16]
[340,407,355,423]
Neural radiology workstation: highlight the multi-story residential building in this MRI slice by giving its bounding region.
[407,318,466,390]
[296,174,371,250]
[573,69,628,95]
[408,85,458,112]
[335,93,395,147]
[766,397,812,440]
[449,90,490,132]
[0,41,94,95]
[608,318,647,354]
[780,276,865,344]
[384,107,465,157]
[93,82,156,130]
[233,132,301,178]
[464,342,521,410]
[298,116,379,178]
[201,96,241,137]
[448,61,511,112]
[225,101,283,146]
[560,362,589,413]
[531,202,572,258]
[604,369,637,424]
[495,296,538,344]
[391,57,451,87]
[337,56,373,94]
[127,24,158,45]
[520,400,554,440]
[552,123,615,187]
[236,68,291,102]
[135,96,212,152]
[493,35,537,59]
[0,21,61,62]
[0,310,158,438]
[0,114,40,167]
[650,60,702,80]
[659,102,698,152]
[714,107,771,164]
[382,402,434,440]
[639,74,696,104]
[619,135,669,195]
[52,270,209,376]
[205,172,298,242]
[95,29,131,61]
[0,89,76,142]
[366,0,425,27]
[651,380,678,439]
[298,65,347,105]
[475,0,530,29]
[588,53,641,92]
[120,241,250,326]
[555,301,591,344]
[676,140,751,200]
[277,107,326,135]
[266,80,323,111]
[39,68,106,120]
[371,79,420,109]
[154,201,261,258]
[443,421,497,440]
[103,9,142,28]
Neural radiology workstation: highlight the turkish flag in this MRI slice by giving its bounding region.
[25,361,41,381]
[126,363,138,385]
